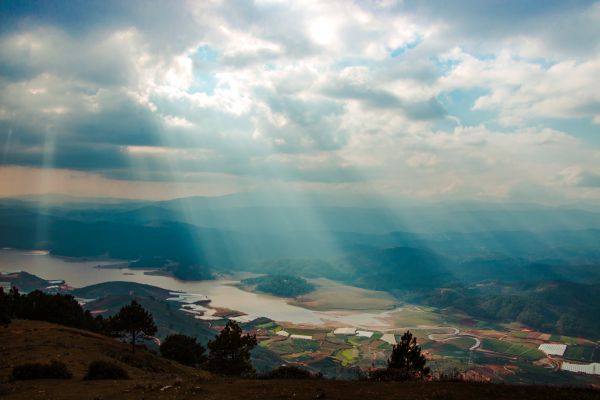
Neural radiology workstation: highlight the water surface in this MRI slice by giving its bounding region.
[0,249,397,328]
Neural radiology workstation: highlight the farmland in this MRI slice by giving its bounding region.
[239,302,599,385]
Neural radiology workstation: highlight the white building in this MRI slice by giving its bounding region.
[276,330,290,337]
[356,330,374,338]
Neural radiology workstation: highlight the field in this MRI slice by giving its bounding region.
[443,337,478,351]
[482,339,544,361]
[289,279,398,311]
[564,345,596,362]
[334,347,360,366]
[388,307,450,327]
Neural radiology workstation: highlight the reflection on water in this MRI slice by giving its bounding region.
[0,249,396,328]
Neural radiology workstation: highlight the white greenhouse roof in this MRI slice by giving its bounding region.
[334,327,356,335]
[561,362,600,375]
[538,343,567,356]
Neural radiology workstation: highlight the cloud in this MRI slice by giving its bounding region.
[0,0,599,203]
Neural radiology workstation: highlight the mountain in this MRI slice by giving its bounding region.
[341,246,455,292]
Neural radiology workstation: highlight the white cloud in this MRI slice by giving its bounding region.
[0,0,599,203]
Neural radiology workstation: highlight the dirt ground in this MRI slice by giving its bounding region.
[2,378,600,400]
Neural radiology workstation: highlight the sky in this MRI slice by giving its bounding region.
[0,0,599,203]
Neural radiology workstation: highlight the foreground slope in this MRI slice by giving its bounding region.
[1,321,600,400]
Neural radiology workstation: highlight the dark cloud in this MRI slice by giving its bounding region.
[321,81,446,120]
[398,0,600,56]
[257,92,349,152]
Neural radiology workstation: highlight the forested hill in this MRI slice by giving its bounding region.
[240,275,315,297]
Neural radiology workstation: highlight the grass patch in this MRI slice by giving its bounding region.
[335,348,359,366]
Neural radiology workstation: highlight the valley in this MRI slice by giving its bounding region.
[2,249,599,385]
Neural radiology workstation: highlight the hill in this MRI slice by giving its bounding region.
[0,320,203,382]
[1,320,600,400]
[239,275,315,297]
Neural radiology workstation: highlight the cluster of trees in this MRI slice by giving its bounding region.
[241,275,315,297]
[159,321,258,376]
[0,287,108,332]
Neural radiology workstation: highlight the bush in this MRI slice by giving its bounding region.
[11,361,72,380]
[84,360,129,380]
[262,365,317,379]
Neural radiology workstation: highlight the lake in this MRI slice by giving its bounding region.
[0,249,400,328]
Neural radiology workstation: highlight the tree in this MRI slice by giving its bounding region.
[386,330,430,380]
[207,320,257,376]
[0,287,11,327]
[110,300,157,353]
[160,334,206,367]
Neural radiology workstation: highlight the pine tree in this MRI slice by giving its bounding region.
[386,330,430,380]
[207,320,257,376]
[110,300,157,353]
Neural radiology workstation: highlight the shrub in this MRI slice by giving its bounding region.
[262,365,317,379]
[84,360,129,380]
[11,361,72,380]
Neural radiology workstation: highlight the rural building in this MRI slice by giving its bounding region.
[276,330,290,337]
[356,330,374,338]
